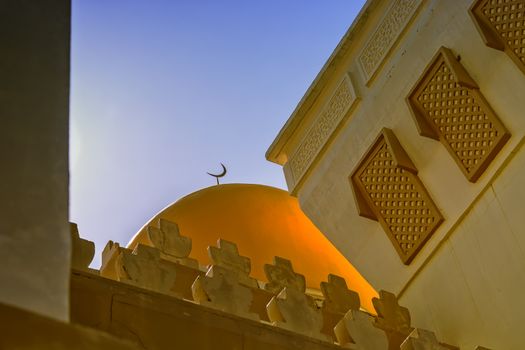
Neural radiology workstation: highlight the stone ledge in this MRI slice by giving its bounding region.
[0,301,141,350]
[71,269,342,350]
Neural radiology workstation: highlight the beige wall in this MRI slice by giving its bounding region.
[271,0,525,348]
[401,141,525,349]
[0,0,71,321]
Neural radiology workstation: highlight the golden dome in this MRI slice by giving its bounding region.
[128,183,377,311]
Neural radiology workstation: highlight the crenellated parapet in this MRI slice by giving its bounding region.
[71,219,493,349]
[265,257,328,341]
[191,239,260,320]
[70,222,96,274]
[147,218,199,268]
[320,274,361,342]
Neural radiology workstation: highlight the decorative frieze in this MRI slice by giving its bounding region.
[350,128,443,264]
[407,47,510,182]
[288,74,358,189]
[358,0,423,83]
[470,0,525,75]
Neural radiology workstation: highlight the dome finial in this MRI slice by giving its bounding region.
[207,163,227,185]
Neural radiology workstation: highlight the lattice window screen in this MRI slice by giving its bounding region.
[470,0,525,75]
[350,128,443,264]
[407,47,510,182]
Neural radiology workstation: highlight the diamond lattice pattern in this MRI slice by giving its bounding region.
[416,62,503,176]
[356,138,442,262]
[481,0,525,64]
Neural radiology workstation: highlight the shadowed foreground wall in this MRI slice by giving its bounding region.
[0,0,71,320]
[70,270,342,350]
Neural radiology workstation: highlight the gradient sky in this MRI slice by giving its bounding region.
[70,0,367,267]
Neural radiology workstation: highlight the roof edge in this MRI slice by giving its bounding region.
[265,0,380,165]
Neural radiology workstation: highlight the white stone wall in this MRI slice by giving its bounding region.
[402,144,525,348]
[287,0,525,348]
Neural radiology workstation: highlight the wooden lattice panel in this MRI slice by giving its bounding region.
[470,0,525,75]
[407,47,510,182]
[350,129,443,264]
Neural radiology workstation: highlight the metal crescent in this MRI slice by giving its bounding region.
[207,163,227,178]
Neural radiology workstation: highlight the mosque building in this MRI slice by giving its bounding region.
[2,0,525,349]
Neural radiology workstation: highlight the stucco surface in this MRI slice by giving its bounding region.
[0,0,71,320]
[271,0,525,348]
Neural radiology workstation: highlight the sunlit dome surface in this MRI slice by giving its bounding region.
[128,183,377,311]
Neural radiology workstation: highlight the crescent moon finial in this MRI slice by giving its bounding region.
[207,163,227,185]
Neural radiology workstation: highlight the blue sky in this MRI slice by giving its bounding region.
[70,0,367,266]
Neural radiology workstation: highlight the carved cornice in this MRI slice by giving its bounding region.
[266,0,382,165]
[288,74,359,192]
[358,0,423,84]
[267,0,425,174]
